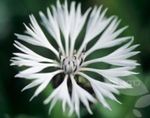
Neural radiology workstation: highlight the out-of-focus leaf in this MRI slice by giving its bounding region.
[133,109,142,118]
[120,75,149,96]
[135,94,150,108]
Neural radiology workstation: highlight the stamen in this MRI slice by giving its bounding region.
[60,52,85,74]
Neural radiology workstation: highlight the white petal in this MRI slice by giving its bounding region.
[39,8,65,55]
[80,67,136,85]
[44,75,73,115]
[94,87,111,110]
[83,36,139,68]
[70,5,91,55]
[22,15,59,57]
[84,21,128,57]
[13,41,55,63]
[22,78,45,92]
[21,70,62,92]
[77,8,113,56]
[15,34,40,46]
[15,63,60,78]
[78,72,121,107]
[30,79,50,101]
[70,75,96,116]
[55,0,70,55]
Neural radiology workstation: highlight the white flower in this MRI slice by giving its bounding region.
[11,0,139,117]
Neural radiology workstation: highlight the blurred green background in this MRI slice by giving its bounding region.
[0,0,150,118]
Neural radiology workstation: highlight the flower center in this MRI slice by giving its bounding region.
[61,54,84,74]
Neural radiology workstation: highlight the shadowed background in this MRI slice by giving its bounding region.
[0,0,150,118]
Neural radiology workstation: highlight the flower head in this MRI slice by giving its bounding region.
[11,0,139,117]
